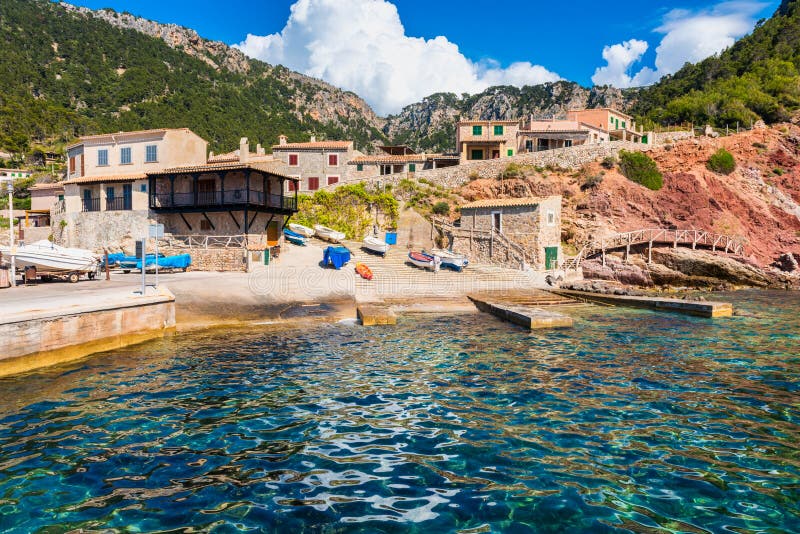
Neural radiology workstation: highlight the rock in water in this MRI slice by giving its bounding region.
[651,248,773,287]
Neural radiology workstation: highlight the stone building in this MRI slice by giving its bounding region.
[0,168,32,180]
[456,196,562,270]
[271,135,359,193]
[517,118,610,153]
[23,182,64,232]
[347,145,458,181]
[456,120,520,163]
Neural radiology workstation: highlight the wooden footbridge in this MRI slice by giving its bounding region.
[564,228,746,270]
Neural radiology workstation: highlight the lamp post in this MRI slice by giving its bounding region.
[2,179,15,287]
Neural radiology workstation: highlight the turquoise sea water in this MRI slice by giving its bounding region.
[0,290,798,532]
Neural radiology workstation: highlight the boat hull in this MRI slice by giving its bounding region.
[363,237,389,255]
[288,223,315,237]
[408,251,435,269]
[0,243,98,273]
[314,225,345,242]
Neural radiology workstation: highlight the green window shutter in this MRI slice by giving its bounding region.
[472,125,482,136]
[409,163,416,172]
[357,164,363,171]
[494,125,504,135]
[470,149,483,160]
[622,121,626,129]
[507,149,513,156]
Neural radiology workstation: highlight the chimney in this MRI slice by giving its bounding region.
[256,143,264,156]
[208,151,215,161]
[278,134,287,145]
[310,135,316,143]
[239,137,249,163]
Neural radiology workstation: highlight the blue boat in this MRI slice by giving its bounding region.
[105,253,164,271]
[138,253,191,271]
[284,228,307,246]
[323,246,351,269]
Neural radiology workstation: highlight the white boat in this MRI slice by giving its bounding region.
[363,235,390,255]
[0,240,99,274]
[430,249,469,270]
[314,225,346,242]
[288,223,315,237]
[408,251,435,269]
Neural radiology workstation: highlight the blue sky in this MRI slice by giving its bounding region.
[67,0,780,114]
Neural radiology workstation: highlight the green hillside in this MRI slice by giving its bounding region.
[633,0,800,126]
[0,0,384,156]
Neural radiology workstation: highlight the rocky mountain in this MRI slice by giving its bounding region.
[383,83,634,153]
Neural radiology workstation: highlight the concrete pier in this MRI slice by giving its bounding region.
[551,289,733,318]
[468,296,574,329]
[357,303,397,326]
[0,286,176,377]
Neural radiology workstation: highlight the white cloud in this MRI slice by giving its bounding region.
[592,1,767,88]
[235,0,560,115]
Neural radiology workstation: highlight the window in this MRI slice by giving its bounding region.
[621,121,626,129]
[120,147,132,164]
[288,180,298,192]
[328,153,338,166]
[106,186,115,200]
[288,153,299,166]
[356,164,363,171]
[547,210,556,226]
[327,175,339,185]
[507,149,513,157]
[140,184,147,193]
[472,125,482,136]
[98,149,108,166]
[69,156,75,173]
[494,125,504,136]
[408,163,416,172]
[470,149,483,160]
[525,140,533,151]
[145,145,158,163]
[564,140,572,147]
[492,211,502,233]
[307,177,319,191]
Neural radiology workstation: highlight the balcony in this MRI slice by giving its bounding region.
[150,188,297,214]
[82,198,100,212]
[106,197,132,211]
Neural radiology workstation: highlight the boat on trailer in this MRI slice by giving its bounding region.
[0,241,99,282]
[363,235,390,256]
[288,223,315,237]
[314,225,346,243]
[430,249,469,271]
[283,228,307,246]
[408,251,435,269]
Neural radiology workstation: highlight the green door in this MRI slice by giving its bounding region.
[545,247,558,270]
[470,149,483,160]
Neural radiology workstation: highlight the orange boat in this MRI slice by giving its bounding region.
[355,262,373,280]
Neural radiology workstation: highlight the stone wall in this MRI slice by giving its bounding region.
[323,140,652,192]
[160,246,247,272]
[653,130,694,144]
[53,209,152,252]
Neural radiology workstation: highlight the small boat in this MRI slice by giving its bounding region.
[288,223,315,237]
[355,262,373,280]
[140,253,192,271]
[430,249,469,271]
[314,225,346,243]
[408,251,435,269]
[283,228,307,246]
[363,235,389,256]
[0,240,98,274]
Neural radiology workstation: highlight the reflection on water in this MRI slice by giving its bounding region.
[0,290,799,532]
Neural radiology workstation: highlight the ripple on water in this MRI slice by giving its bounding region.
[0,290,799,532]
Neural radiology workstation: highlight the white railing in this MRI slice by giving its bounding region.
[158,234,248,249]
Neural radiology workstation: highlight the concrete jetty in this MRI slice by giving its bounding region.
[468,294,574,329]
[0,286,176,377]
[551,289,733,318]
[357,303,397,326]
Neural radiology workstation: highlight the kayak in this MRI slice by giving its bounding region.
[355,262,373,280]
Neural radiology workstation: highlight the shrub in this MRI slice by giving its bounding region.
[707,148,736,174]
[432,201,450,215]
[752,142,767,149]
[773,168,785,176]
[581,174,604,191]
[499,163,522,180]
[601,155,617,170]
[618,150,663,190]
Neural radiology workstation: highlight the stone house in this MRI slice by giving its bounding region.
[58,128,208,249]
[347,145,459,181]
[271,135,359,193]
[566,108,649,143]
[456,120,520,163]
[0,168,32,180]
[456,196,562,270]
[517,118,610,153]
[23,182,64,231]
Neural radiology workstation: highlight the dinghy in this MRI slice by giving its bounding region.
[430,249,469,271]
[0,240,98,274]
[355,262,373,280]
[314,225,346,243]
[283,228,307,246]
[407,251,435,269]
[288,223,315,237]
[363,235,390,256]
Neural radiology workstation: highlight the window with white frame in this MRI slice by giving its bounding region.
[328,153,338,166]
[288,154,299,166]
[145,145,158,163]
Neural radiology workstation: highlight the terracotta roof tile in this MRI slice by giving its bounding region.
[148,161,297,181]
[66,128,198,149]
[460,196,560,209]
[349,154,427,165]
[63,172,147,185]
[272,141,352,150]
[28,182,65,191]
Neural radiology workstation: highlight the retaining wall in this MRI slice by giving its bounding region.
[160,247,248,272]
